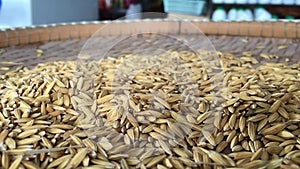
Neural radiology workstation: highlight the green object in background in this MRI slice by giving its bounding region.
[217,6,225,10]
[271,15,278,19]
[119,0,124,9]
[286,15,295,20]
[163,0,206,16]
[112,0,125,9]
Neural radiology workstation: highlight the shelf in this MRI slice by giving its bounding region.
[212,3,300,7]
[208,2,300,19]
[99,9,127,20]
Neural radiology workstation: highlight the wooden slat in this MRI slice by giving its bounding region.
[0,20,299,48]
[0,31,8,47]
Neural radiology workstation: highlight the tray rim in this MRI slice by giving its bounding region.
[0,19,299,48]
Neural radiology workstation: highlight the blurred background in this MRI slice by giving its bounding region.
[0,0,299,28]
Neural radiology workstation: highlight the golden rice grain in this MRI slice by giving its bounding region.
[8,155,23,169]
[250,148,263,161]
[5,137,16,149]
[97,94,114,104]
[202,130,216,146]
[277,130,295,139]
[208,151,230,166]
[69,148,87,168]
[216,141,228,152]
[243,160,265,169]
[222,98,239,108]
[265,158,283,169]
[0,130,9,144]
[1,152,9,169]
[248,122,256,142]
[146,155,166,168]
[269,100,281,113]
[280,145,294,156]
[266,146,283,154]
[261,123,287,135]
[17,136,40,145]
[229,152,253,160]
[16,129,38,139]
[0,44,299,169]
[170,158,184,169]
[21,161,39,169]
[158,140,172,155]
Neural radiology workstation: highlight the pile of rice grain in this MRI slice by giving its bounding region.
[0,51,300,169]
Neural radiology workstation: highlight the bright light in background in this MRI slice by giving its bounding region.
[0,0,32,29]
[0,0,98,29]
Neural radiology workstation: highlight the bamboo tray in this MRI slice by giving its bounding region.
[0,20,300,169]
[0,20,299,71]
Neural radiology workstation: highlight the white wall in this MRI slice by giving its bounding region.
[0,0,98,28]
[31,0,98,25]
[0,0,32,28]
